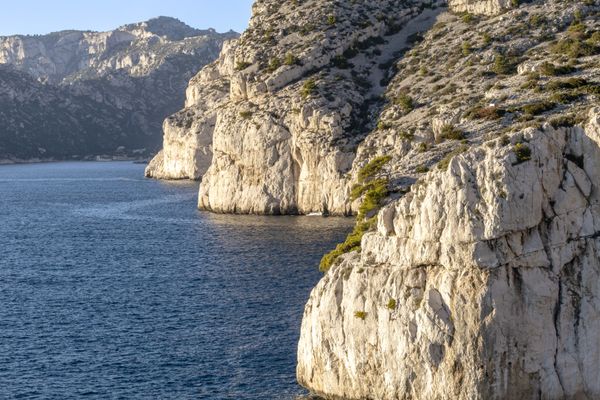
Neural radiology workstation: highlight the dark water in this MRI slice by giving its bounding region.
[0,162,351,399]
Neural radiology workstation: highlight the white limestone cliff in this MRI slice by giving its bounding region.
[148,0,445,214]
[145,39,236,180]
[297,109,600,399]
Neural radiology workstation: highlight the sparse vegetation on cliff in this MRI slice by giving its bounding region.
[438,124,465,141]
[513,142,532,164]
[354,311,367,320]
[320,156,391,272]
[235,61,252,71]
[301,78,317,99]
[387,299,397,310]
[437,145,468,171]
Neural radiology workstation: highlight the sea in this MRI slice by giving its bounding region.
[0,161,351,399]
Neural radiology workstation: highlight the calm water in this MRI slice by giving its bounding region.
[0,162,351,399]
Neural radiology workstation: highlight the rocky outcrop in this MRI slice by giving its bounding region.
[298,109,600,399]
[0,17,237,160]
[144,105,218,180]
[448,0,514,16]
[146,39,235,179]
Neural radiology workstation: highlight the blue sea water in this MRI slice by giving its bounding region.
[0,162,351,399]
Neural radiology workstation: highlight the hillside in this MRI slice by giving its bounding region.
[0,17,237,160]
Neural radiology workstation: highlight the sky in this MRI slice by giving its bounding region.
[0,0,255,36]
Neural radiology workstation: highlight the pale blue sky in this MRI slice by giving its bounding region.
[0,0,254,36]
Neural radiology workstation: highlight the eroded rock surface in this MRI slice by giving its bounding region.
[298,109,600,400]
[448,0,514,16]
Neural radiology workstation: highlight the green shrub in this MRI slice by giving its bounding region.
[588,32,600,46]
[584,84,600,96]
[284,53,299,66]
[354,311,367,320]
[299,23,316,36]
[350,178,387,201]
[350,184,366,202]
[439,124,465,141]
[529,14,545,27]
[522,72,543,91]
[481,32,492,46]
[417,142,429,153]
[567,22,587,40]
[462,13,474,24]
[332,55,351,69]
[357,155,391,183]
[513,143,532,164]
[492,53,515,75]
[239,110,253,119]
[550,91,581,104]
[266,57,281,72]
[521,101,555,116]
[320,156,392,272]
[377,120,392,130]
[327,15,336,25]
[319,217,377,272]
[387,299,397,310]
[437,145,468,171]
[552,38,596,58]
[462,41,472,56]
[539,62,575,76]
[358,181,388,217]
[393,92,414,113]
[549,115,577,128]
[399,131,415,141]
[415,165,429,173]
[465,105,505,120]
[547,77,588,90]
[235,61,252,71]
[301,78,317,99]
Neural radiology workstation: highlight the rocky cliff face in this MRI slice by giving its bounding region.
[0,17,237,160]
[297,0,600,398]
[298,109,600,399]
[148,0,446,212]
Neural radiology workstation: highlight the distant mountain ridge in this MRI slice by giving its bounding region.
[0,17,238,160]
